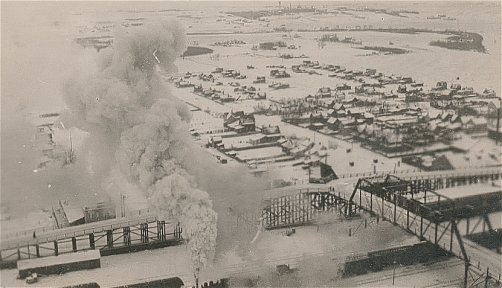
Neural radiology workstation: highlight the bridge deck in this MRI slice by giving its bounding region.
[1,215,161,250]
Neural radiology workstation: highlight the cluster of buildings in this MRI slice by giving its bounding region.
[200,110,336,182]
[254,41,287,50]
[170,45,500,178]
[270,56,501,150]
[175,69,264,103]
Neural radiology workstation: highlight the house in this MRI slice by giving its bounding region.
[363,112,375,124]
[280,139,295,152]
[259,42,277,50]
[261,125,282,142]
[343,97,359,105]
[427,110,442,120]
[309,162,338,183]
[316,87,332,98]
[224,111,256,133]
[402,154,453,171]
[309,122,325,131]
[364,68,377,76]
[346,107,366,119]
[84,201,116,224]
[210,136,223,148]
[328,118,356,132]
[354,85,365,94]
[249,134,268,145]
[435,81,448,90]
[450,114,461,123]
[288,140,314,157]
[270,70,290,78]
[308,111,325,123]
[400,77,413,84]
[175,81,192,88]
[329,102,346,111]
[327,117,337,129]
[450,83,461,91]
[253,76,266,84]
[336,83,351,91]
[439,112,452,122]
[463,117,487,133]
[34,113,61,143]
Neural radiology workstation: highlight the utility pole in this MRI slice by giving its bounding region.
[392,260,397,285]
[496,100,500,145]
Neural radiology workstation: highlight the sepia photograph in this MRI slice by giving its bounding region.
[1,1,501,287]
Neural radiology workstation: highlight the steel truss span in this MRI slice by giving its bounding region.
[261,168,502,287]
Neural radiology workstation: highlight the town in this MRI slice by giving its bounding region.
[1,1,501,288]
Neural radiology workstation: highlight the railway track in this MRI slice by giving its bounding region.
[353,258,465,287]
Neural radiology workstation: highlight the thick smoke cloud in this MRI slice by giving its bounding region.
[63,20,217,277]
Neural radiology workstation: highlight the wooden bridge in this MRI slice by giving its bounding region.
[0,215,182,268]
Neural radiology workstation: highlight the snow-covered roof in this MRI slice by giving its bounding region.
[18,250,100,270]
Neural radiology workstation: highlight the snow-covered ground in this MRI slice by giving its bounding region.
[0,215,419,287]
[1,210,54,240]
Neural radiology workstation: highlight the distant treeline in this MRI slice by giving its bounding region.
[430,32,486,53]
[358,46,409,54]
[227,7,317,19]
[182,46,214,57]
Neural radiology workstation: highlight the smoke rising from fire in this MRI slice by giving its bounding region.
[63,20,217,275]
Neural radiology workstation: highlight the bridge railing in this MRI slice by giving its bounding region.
[0,215,160,250]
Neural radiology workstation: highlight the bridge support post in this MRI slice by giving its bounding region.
[140,223,149,243]
[123,227,131,245]
[393,196,397,224]
[434,221,438,245]
[406,198,410,230]
[381,196,384,219]
[54,241,58,256]
[89,233,95,249]
[106,230,113,248]
[485,268,489,288]
[420,216,423,239]
[17,248,21,260]
[35,244,40,257]
[72,237,77,252]
[157,221,165,240]
[464,262,469,288]
[359,189,362,209]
